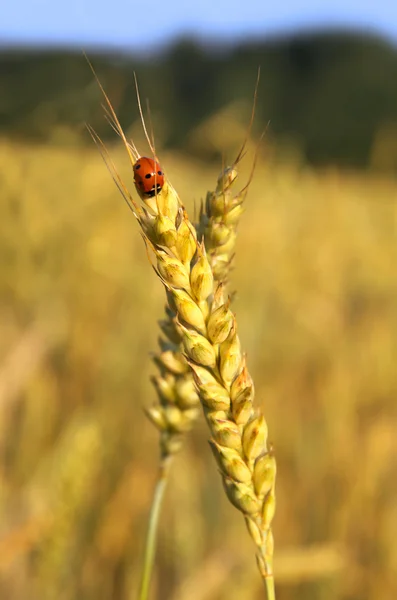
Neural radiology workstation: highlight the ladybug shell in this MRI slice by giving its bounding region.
[133,157,165,197]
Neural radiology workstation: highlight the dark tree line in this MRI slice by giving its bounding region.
[1,30,397,168]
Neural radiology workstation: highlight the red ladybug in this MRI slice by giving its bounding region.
[133,157,165,197]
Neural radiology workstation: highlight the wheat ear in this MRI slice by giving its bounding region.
[133,178,276,595]
[137,160,254,600]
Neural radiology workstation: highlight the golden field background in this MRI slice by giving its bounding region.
[0,130,397,600]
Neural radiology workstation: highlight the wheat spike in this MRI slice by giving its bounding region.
[90,68,276,589]
[132,176,276,586]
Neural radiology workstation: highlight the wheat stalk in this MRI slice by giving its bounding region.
[135,179,276,594]
[137,164,249,600]
[138,158,258,600]
[88,67,276,597]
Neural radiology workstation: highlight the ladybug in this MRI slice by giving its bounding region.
[133,157,165,197]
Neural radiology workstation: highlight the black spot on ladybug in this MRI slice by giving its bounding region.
[158,171,163,175]
[135,164,141,170]
[145,173,151,179]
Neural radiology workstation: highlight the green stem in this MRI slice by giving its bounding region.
[264,576,276,600]
[138,456,172,600]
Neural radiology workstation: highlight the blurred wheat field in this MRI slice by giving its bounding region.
[0,135,396,600]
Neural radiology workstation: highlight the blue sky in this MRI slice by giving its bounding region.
[1,0,397,53]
